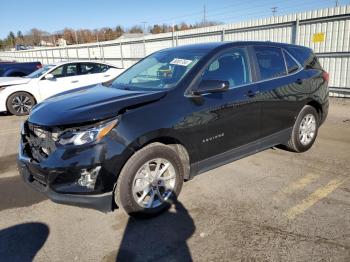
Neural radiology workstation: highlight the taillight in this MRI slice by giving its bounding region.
[322,71,329,82]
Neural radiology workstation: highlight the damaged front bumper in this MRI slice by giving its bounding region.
[17,121,134,212]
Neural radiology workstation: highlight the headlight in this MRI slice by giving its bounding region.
[58,119,118,146]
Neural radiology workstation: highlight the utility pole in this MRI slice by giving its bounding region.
[271,7,278,17]
[335,0,339,7]
[172,21,175,47]
[141,21,147,34]
[141,22,147,57]
[74,31,78,44]
[203,5,207,26]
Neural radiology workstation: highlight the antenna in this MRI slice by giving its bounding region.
[271,7,278,17]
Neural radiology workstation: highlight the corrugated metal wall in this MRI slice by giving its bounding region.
[1,5,349,96]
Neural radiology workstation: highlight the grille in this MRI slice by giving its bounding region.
[25,122,57,162]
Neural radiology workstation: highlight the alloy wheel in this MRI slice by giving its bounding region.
[132,158,176,209]
[299,114,316,145]
[11,95,33,114]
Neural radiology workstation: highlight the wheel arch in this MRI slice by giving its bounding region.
[112,136,191,210]
[5,69,27,77]
[6,90,37,111]
[8,72,27,77]
[306,100,323,122]
[135,136,191,180]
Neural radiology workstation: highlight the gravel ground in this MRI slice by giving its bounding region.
[0,98,349,262]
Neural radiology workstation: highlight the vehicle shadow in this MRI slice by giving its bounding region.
[0,175,47,212]
[0,153,18,174]
[114,201,195,262]
[0,222,49,262]
[0,111,11,117]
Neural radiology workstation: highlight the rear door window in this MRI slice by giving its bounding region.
[79,63,110,75]
[254,46,286,80]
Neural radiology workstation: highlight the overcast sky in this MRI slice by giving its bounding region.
[0,0,343,38]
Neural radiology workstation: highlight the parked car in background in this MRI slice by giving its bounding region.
[0,61,42,77]
[18,42,329,217]
[0,61,123,115]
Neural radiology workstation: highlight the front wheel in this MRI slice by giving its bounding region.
[6,92,36,116]
[286,105,319,152]
[114,143,184,218]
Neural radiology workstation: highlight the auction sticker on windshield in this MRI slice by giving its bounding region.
[170,58,193,66]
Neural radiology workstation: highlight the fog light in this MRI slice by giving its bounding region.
[78,166,101,189]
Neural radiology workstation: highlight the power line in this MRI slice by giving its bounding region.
[205,0,330,21]
[202,0,329,22]
[141,0,332,27]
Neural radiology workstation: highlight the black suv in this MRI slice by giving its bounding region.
[18,41,329,217]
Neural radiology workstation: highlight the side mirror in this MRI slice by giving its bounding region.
[44,73,55,80]
[192,80,229,95]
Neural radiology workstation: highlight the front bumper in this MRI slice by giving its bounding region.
[17,126,134,212]
[0,93,7,112]
[18,157,113,212]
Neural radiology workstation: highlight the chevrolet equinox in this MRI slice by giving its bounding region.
[18,42,329,217]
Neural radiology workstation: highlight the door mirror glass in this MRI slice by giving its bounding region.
[193,80,229,95]
[44,73,54,80]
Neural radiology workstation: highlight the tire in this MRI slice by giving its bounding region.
[6,92,36,116]
[115,143,184,218]
[286,105,319,152]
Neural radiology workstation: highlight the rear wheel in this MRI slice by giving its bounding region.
[115,143,184,218]
[6,92,35,116]
[286,105,319,152]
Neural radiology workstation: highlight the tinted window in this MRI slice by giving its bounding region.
[287,47,322,70]
[50,64,78,78]
[201,48,251,88]
[283,51,299,74]
[112,49,205,90]
[255,46,286,80]
[79,63,109,75]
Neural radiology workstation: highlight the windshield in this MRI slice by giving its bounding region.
[25,65,55,79]
[112,49,206,90]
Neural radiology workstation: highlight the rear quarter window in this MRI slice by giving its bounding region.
[283,50,300,74]
[287,47,323,70]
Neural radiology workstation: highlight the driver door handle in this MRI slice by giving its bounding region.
[71,80,79,83]
[295,79,303,85]
[246,90,257,98]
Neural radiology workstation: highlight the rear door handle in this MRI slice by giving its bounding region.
[104,74,110,77]
[246,90,258,98]
[71,80,79,83]
[295,79,303,85]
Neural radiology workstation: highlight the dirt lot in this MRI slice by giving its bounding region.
[0,98,349,262]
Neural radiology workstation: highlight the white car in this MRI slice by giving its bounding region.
[0,61,123,115]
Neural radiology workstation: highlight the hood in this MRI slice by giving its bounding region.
[0,77,31,86]
[29,84,167,126]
